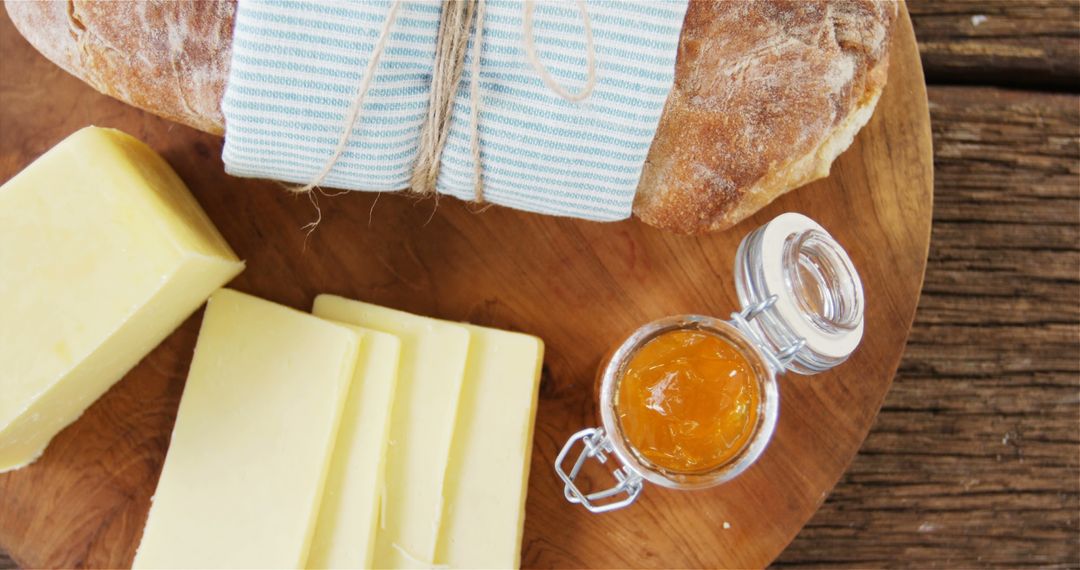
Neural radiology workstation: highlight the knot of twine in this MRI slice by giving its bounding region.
[294,0,596,205]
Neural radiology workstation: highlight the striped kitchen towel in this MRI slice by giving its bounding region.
[221,0,688,222]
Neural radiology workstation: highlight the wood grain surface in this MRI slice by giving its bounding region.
[909,0,1080,90]
[774,1,1080,565]
[5,0,1080,568]
[0,4,935,570]
[775,85,1080,568]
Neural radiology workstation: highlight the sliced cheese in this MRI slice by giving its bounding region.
[307,326,401,570]
[312,295,470,568]
[133,289,358,569]
[436,325,544,569]
[0,127,243,472]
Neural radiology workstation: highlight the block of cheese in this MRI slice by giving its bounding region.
[307,326,401,570]
[313,295,470,568]
[0,126,243,472]
[436,325,544,569]
[133,289,359,569]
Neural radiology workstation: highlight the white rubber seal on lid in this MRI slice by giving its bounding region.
[759,213,864,360]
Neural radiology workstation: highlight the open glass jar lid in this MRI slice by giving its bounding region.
[555,213,865,513]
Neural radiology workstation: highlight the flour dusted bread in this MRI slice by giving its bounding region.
[5,0,895,233]
[637,0,896,232]
[5,0,232,135]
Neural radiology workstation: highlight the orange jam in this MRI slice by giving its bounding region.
[615,330,760,473]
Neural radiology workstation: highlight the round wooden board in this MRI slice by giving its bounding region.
[0,5,931,569]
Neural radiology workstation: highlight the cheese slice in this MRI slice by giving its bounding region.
[307,326,401,570]
[436,325,544,569]
[0,127,243,472]
[312,295,470,568]
[133,289,359,569]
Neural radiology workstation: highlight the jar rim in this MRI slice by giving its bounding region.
[784,228,864,335]
[735,212,865,373]
[598,315,780,490]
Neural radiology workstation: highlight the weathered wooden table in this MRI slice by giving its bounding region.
[1,0,1077,567]
[775,1,1080,566]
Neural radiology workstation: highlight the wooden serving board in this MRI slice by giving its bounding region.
[0,5,932,569]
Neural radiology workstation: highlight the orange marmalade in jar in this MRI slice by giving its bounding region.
[617,329,760,474]
[556,213,865,513]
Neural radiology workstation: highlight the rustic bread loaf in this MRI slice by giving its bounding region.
[637,0,895,233]
[5,0,895,233]
[5,0,232,135]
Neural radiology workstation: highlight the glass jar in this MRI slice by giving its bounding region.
[555,212,865,513]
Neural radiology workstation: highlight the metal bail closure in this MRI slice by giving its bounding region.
[555,428,643,513]
[729,294,807,374]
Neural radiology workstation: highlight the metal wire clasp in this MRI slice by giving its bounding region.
[730,294,806,373]
[555,427,643,513]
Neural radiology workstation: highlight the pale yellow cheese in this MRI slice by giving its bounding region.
[0,127,243,472]
[307,326,401,570]
[313,295,470,568]
[133,289,359,569]
[435,325,544,569]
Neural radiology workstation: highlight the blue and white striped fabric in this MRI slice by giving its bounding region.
[222,0,688,222]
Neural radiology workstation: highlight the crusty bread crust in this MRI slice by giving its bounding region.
[635,0,896,233]
[5,0,233,135]
[5,0,894,233]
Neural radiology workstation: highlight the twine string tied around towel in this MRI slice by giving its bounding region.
[294,0,596,205]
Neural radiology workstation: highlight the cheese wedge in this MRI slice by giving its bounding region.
[436,325,544,569]
[308,326,401,570]
[133,289,359,569]
[313,295,470,568]
[0,127,243,472]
